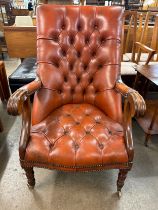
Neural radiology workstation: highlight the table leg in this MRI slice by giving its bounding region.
[145,107,158,146]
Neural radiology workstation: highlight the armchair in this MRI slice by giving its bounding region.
[7,5,145,196]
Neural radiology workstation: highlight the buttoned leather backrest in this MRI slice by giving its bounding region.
[32,5,123,125]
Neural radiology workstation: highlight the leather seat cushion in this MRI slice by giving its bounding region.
[25,104,128,169]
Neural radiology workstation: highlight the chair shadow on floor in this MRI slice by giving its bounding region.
[31,170,120,210]
[130,121,158,178]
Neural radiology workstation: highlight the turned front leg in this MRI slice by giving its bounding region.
[117,169,129,194]
[24,167,35,188]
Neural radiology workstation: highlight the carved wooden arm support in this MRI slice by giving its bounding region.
[7,77,42,159]
[115,80,146,162]
[135,42,156,65]
[115,80,146,117]
[7,77,42,116]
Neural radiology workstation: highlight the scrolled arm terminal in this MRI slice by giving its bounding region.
[115,79,146,117]
[7,77,42,116]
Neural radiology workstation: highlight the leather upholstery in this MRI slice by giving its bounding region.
[25,104,128,170]
[23,5,129,171]
[32,5,123,126]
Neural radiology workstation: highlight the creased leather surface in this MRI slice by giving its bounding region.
[26,104,128,167]
[32,5,123,125]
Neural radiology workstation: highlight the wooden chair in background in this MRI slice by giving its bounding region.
[121,11,158,86]
[133,13,158,146]
[133,14,158,95]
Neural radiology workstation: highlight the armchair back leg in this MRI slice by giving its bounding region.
[24,167,35,188]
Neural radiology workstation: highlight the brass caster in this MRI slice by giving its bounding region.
[117,191,122,198]
[27,184,35,189]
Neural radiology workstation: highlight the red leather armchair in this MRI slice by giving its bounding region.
[7,5,145,196]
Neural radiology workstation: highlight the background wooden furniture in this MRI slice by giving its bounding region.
[4,26,36,59]
[135,12,158,63]
[121,11,158,87]
[0,61,10,101]
[135,64,158,146]
[0,0,15,25]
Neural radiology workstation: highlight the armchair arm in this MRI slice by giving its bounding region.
[115,80,146,117]
[115,80,146,162]
[135,42,156,64]
[7,77,42,160]
[7,77,42,116]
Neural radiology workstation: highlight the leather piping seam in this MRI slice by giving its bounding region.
[20,159,130,168]
[36,87,116,93]
[37,37,121,43]
[21,163,131,172]
[37,61,121,67]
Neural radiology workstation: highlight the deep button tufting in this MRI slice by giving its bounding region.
[75,121,80,125]
[71,88,74,94]
[64,130,69,135]
[64,77,68,82]
[69,63,74,71]
[98,143,104,150]
[77,51,81,58]
[91,51,96,57]
[100,37,106,44]
[28,104,128,168]
[85,37,90,44]
[52,33,59,42]
[83,89,86,94]
[85,130,90,135]
[53,61,59,68]
[95,119,101,124]
[49,144,53,149]
[83,64,88,70]
[61,22,66,30]
[58,90,62,94]
[73,142,79,151]
[93,22,98,30]
[77,22,82,31]
[89,78,93,83]
[61,49,66,56]
[95,89,99,94]
[109,130,112,135]
[77,77,81,83]
[69,36,75,44]
[98,64,103,69]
